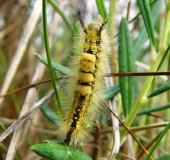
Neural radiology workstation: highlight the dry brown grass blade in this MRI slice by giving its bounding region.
[130,121,170,131]
[0,0,42,109]
[4,1,42,159]
[105,61,120,159]
[5,61,46,160]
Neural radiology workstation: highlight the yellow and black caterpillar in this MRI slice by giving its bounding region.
[57,13,110,147]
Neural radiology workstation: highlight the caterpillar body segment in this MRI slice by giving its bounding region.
[57,15,110,147]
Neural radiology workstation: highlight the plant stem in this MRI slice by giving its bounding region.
[42,0,61,109]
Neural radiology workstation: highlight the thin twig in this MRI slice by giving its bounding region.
[130,121,170,131]
[104,60,120,159]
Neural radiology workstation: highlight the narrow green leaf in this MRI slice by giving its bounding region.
[118,18,136,117]
[95,0,108,21]
[47,0,73,31]
[35,53,73,76]
[31,143,92,160]
[137,0,155,46]
[129,0,158,23]
[134,0,161,59]
[0,122,6,131]
[156,155,170,160]
[0,143,7,151]
[158,43,170,70]
[137,103,170,116]
[40,104,60,125]
[148,81,170,98]
[146,122,170,160]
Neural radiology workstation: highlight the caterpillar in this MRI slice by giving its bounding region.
[57,13,110,147]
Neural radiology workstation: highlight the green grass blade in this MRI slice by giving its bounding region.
[118,18,136,117]
[0,123,6,132]
[158,43,170,70]
[160,1,170,50]
[137,0,155,46]
[148,81,170,98]
[42,0,61,109]
[129,0,158,23]
[137,103,170,116]
[156,155,170,160]
[134,0,161,60]
[146,122,170,160]
[0,143,7,151]
[31,143,92,160]
[47,0,73,31]
[95,0,108,21]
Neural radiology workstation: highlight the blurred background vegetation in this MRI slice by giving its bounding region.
[0,0,169,160]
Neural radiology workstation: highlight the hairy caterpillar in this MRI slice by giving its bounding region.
[57,13,110,147]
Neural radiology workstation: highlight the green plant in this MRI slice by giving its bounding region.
[0,0,170,160]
